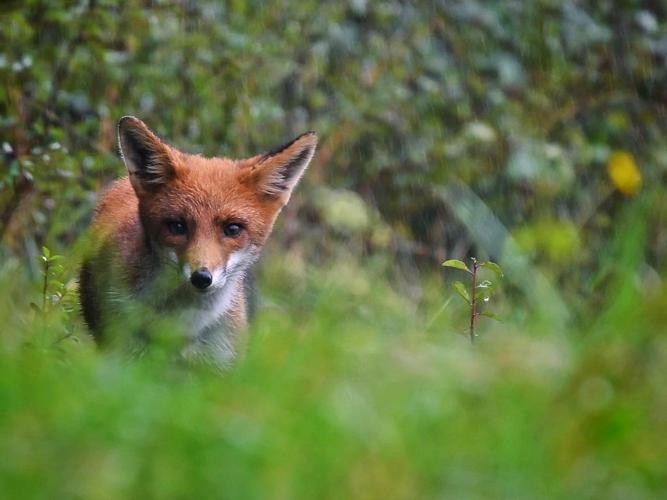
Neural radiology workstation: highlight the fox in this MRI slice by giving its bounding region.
[79,116,317,367]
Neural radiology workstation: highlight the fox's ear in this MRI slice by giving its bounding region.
[243,132,318,204]
[118,116,176,194]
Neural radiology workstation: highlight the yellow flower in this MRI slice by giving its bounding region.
[607,151,642,196]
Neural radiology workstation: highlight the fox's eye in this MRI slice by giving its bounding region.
[223,223,243,238]
[166,219,187,236]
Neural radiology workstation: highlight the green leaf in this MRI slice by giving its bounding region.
[479,310,502,322]
[442,259,471,273]
[475,280,495,300]
[453,281,471,304]
[480,261,504,278]
[41,246,50,259]
[49,255,64,262]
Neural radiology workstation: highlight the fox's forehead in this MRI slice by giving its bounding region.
[179,152,238,169]
[150,155,267,221]
[177,153,241,179]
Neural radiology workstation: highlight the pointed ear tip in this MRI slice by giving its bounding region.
[300,131,318,146]
[118,115,144,131]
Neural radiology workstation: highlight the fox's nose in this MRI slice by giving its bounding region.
[190,267,212,290]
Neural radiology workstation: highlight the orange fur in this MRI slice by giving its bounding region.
[80,117,317,367]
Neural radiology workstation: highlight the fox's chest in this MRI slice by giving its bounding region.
[175,307,231,365]
[147,274,239,329]
[152,279,245,368]
[173,287,238,338]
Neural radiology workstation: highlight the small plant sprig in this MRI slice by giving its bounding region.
[442,257,503,343]
[33,246,67,314]
[24,247,79,349]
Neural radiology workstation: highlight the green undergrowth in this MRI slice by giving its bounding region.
[0,248,665,500]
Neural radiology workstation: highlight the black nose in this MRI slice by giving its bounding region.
[190,267,212,289]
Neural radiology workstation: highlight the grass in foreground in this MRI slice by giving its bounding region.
[0,250,665,500]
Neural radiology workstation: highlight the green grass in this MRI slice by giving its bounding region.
[0,249,665,499]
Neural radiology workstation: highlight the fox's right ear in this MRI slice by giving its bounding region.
[241,132,318,205]
[118,116,176,195]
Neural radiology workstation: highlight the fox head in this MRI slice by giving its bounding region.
[118,116,317,292]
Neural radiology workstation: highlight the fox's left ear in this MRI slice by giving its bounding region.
[118,116,177,196]
[243,132,318,204]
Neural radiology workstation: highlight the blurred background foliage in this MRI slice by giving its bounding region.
[2,0,666,304]
[1,1,667,498]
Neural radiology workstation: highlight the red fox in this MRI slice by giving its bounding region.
[79,116,317,367]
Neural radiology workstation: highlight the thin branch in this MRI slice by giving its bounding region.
[42,258,49,312]
[469,258,478,343]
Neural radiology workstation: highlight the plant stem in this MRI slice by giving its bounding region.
[42,259,49,312]
[469,258,478,343]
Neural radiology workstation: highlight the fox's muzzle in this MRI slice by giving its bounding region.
[190,267,213,290]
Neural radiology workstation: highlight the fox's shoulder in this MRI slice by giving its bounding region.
[93,177,138,230]
[88,177,146,265]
